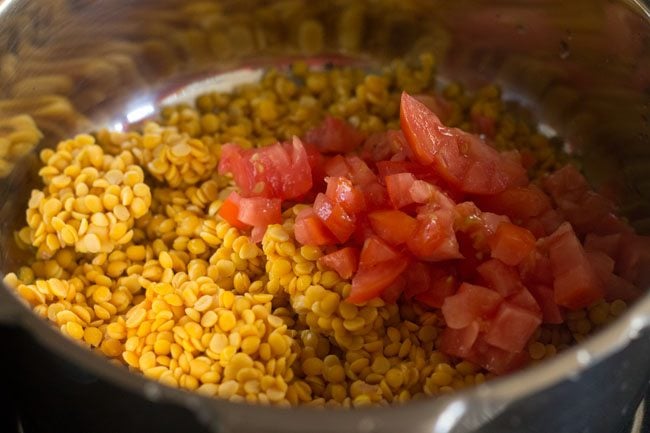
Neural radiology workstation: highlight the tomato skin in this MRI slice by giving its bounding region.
[547,222,604,309]
[441,283,503,329]
[407,209,462,261]
[325,177,366,215]
[368,210,417,245]
[348,258,409,304]
[305,115,365,153]
[294,208,337,246]
[484,302,542,353]
[318,247,358,279]
[476,258,522,297]
[489,222,537,266]
[218,192,249,230]
[313,193,356,243]
[400,92,527,195]
[439,321,480,358]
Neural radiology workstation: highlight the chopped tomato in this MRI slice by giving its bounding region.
[410,180,456,209]
[385,172,416,209]
[476,259,522,297]
[237,197,282,228]
[543,164,589,203]
[218,192,249,230]
[324,155,351,178]
[318,247,358,279]
[359,236,402,268]
[361,130,408,162]
[381,275,406,304]
[359,181,390,210]
[376,160,433,179]
[477,185,552,221]
[313,193,356,243]
[547,222,604,309]
[469,337,530,374]
[413,94,452,123]
[400,92,527,195]
[529,285,564,324]
[471,112,496,138]
[441,283,503,329]
[368,210,417,245]
[439,321,480,358]
[616,233,650,287]
[345,156,377,186]
[348,258,409,304]
[584,233,622,259]
[325,177,366,215]
[489,222,536,266]
[414,273,457,308]
[304,116,365,153]
[407,209,462,261]
[507,288,542,317]
[218,138,312,200]
[518,250,554,286]
[484,302,542,353]
[294,208,337,246]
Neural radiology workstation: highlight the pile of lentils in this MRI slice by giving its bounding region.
[3,55,628,407]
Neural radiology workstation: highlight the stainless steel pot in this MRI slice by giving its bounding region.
[0,1,649,432]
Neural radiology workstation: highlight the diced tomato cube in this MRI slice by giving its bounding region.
[304,115,365,153]
[237,197,282,228]
[439,321,480,358]
[345,156,377,186]
[476,259,522,297]
[484,302,542,353]
[407,209,462,261]
[359,236,402,269]
[489,222,537,266]
[409,180,456,209]
[361,130,409,162]
[441,283,503,329]
[529,285,564,324]
[359,181,390,210]
[381,275,406,304]
[368,210,417,245]
[385,172,416,209]
[477,185,552,221]
[313,193,356,243]
[616,233,650,287]
[400,92,527,194]
[506,289,542,317]
[469,337,531,374]
[547,222,604,309]
[518,250,554,286]
[584,233,622,258]
[324,155,351,178]
[348,258,409,304]
[294,208,337,246]
[414,273,457,308]
[318,247,358,279]
[218,191,249,230]
[325,177,366,215]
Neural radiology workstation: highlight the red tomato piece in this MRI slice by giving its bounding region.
[477,185,552,221]
[407,209,462,261]
[441,283,503,329]
[547,222,605,309]
[414,273,457,308]
[507,288,542,317]
[325,176,366,215]
[584,233,622,259]
[304,116,365,153]
[518,250,554,286]
[218,138,312,200]
[543,164,590,203]
[313,193,356,243]
[294,208,337,246]
[484,302,542,353]
[489,222,537,266]
[368,210,417,245]
[237,197,282,228]
[385,172,416,209]
[318,247,359,279]
[403,262,439,299]
[400,92,527,195]
[348,258,409,304]
[324,155,351,178]
[359,181,390,210]
[469,337,531,374]
[359,236,402,269]
[413,94,453,123]
[345,156,377,186]
[381,275,406,304]
[361,130,409,162]
[529,285,564,324]
[616,233,650,287]
[218,192,249,230]
[476,259,522,297]
[409,180,456,208]
[439,321,480,358]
